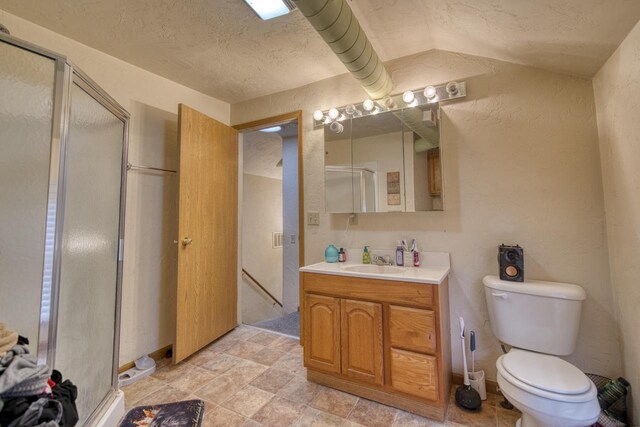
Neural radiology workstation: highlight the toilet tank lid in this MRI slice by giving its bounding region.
[483,275,586,301]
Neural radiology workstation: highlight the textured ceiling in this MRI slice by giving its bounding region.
[1,0,639,103]
[351,0,640,79]
[243,131,282,180]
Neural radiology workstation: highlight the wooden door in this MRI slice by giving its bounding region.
[341,299,383,385]
[303,294,341,373]
[174,104,238,363]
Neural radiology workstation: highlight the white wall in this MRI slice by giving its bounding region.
[0,10,230,365]
[242,173,283,307]
[593,20,640,425]
[282,136,300,314]
[231,49,621,382]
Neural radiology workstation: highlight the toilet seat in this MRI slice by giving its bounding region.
[497,349,596,403]
[502,349,592,395]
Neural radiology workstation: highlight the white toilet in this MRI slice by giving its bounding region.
[483,275,600,427]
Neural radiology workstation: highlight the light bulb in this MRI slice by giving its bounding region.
[402,91,415,104]
[345,104,356,115]
[313,110,324,121]
[328,108,339,120]
[424,86,437,99]
[363,99,375,111]
[329,122,344,134]
[446,81,459,96]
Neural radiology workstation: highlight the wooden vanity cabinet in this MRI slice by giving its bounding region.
[301,272,451,421]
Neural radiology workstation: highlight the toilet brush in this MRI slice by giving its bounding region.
[455,317,482,410]
[470,331,476,378]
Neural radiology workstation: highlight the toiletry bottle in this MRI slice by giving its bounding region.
[411,239,420,267]
[363,246,371,264]
[338,248,346,262]
[396,241,404,266]
[325,244,339,263]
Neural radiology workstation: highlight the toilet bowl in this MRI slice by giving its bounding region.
[496,349,600,427]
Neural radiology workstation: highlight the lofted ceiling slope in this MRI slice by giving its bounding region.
[1,0,639,103]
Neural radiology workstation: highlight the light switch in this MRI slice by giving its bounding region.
[307,212,320,225]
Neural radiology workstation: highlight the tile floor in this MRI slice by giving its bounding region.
[122,325,521,427]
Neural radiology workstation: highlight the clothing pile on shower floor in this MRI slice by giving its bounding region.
[0,323,79,427]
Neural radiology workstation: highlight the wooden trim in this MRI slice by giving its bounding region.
[233,110,305,311]
[451,373,500,395]
[118,344,172,374]
[233,111,300,132]
[308,370,447,421]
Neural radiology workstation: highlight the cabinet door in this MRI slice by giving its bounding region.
[427,147,441,197]
[341,299,384,385]
[390,348,438,401]
[303,294,341,373]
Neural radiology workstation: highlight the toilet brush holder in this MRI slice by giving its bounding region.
[468,370,487,400]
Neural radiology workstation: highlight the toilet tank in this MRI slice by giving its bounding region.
[483,275,586,355]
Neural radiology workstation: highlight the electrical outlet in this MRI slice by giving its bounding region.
[307,212,320,226]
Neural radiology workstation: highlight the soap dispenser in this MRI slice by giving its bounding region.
[363,246,371,264]
[325,244,339,263]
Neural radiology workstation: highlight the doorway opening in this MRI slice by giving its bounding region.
[235,112,303,338]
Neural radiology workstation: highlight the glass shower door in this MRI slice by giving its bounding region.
[0,40,56,353]
[54,79,125,424]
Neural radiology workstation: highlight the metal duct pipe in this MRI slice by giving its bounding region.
[397,107,440,153]
[292,0,393,98]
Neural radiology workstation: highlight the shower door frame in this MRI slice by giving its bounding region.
[0,32,130,425]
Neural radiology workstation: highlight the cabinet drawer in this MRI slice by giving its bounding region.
[390,348,438,401]
[389,306,436,354]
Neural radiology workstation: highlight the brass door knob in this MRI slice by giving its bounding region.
[182,237,193,247]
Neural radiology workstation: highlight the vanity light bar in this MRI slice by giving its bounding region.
[313,81,467,128]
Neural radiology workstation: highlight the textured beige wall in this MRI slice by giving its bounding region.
[0,10,230,365]
[231,49,621,381]
[242,173,283,303]
[593,20,640,425]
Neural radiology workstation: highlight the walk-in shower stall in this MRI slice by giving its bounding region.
[0,31,128,424]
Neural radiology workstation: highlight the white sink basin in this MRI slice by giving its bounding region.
[342,265,404,275]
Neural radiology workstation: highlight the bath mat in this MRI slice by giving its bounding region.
[120,399,204,427]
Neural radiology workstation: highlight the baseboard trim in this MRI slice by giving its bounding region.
[451,373,500,395]
[118,344,172,374]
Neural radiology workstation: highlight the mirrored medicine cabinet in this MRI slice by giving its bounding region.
[320,82,466,214]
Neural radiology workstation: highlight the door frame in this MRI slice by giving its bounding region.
[233,111,304,317]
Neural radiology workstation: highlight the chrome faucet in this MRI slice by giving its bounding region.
[371,254,393,266]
